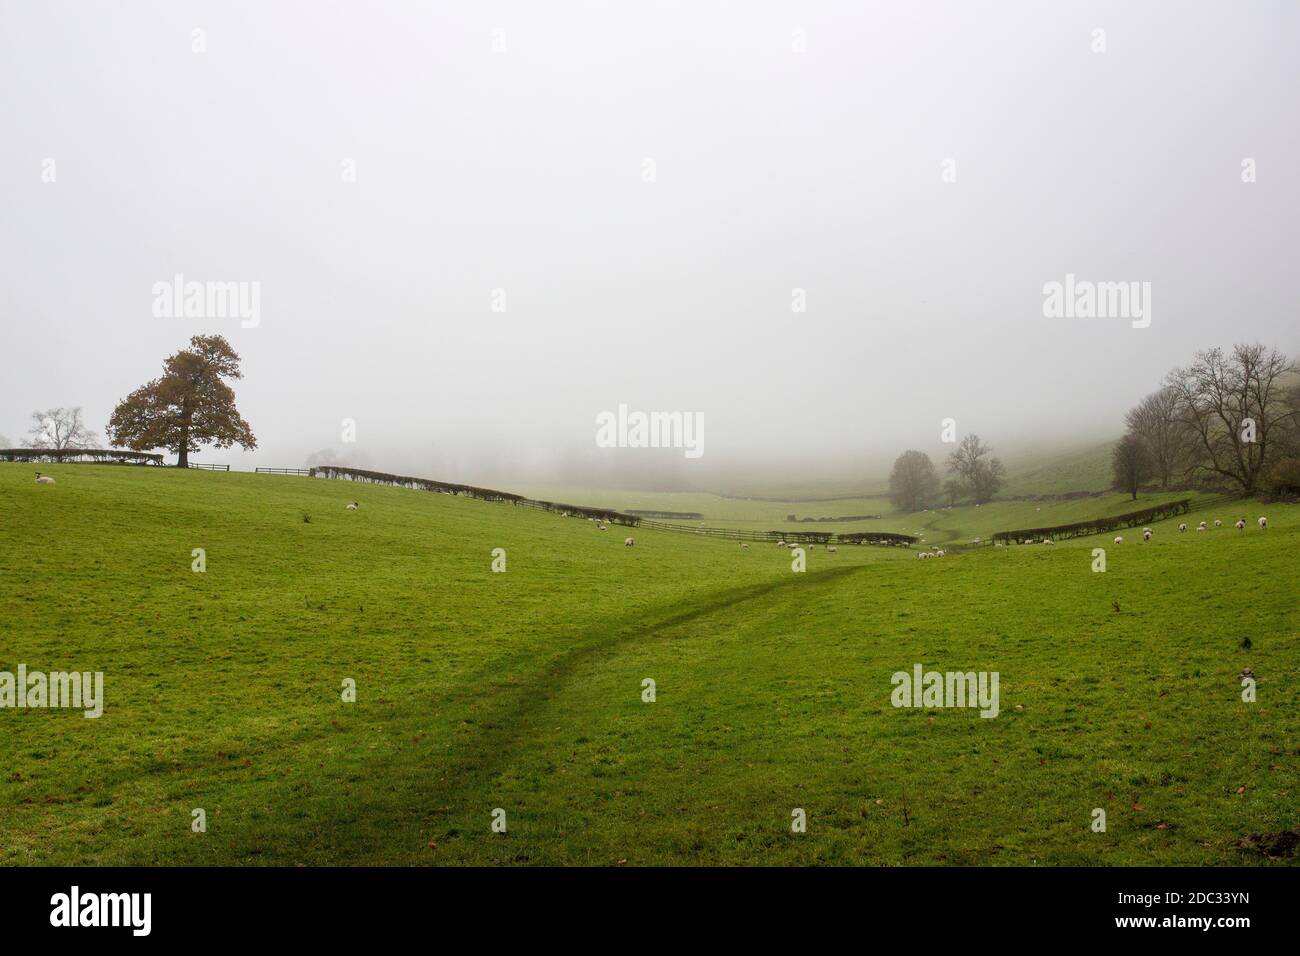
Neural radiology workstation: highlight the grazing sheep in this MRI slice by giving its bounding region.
[1198,521,1207,531]
[1258,516,1268,529]
[827,546,837,553]
[1178,523,1187,532]
[345,501,359,510]
[1235,519,1246,530]
[34,472,55,485]
[1043,539,1054,546]
[1114,536,1123,544]
[624,537,635,547]
[740,543,750,549]
[776,540,785,548]
[1214,519,1222,527]
[598,524,608,531]
[1142,529,1152,541]
[935,549,946,557]
[917,551,931,559]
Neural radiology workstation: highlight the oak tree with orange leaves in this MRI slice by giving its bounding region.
[107,335,257,467]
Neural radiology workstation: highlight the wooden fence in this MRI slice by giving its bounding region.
[188,462,229,472]
[256,467,312,476]
[625,510,705,520]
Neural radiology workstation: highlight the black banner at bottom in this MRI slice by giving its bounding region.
[0,865,1285,941]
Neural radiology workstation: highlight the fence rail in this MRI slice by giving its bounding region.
[188,462,229,472]
[624,510,705,520]
[255,467,312,476]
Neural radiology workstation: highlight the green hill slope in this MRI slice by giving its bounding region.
[1,463,1295,865]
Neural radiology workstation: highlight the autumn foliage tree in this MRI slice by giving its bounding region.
[107,335,257,467]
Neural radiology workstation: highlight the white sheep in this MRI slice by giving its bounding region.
[345,501,359,510]
[1258,516,1267,529]
[917,551,931,559]
[1235,519,1246,530]
[1043,539,1054,546]
[776,540,785,548]
[34,471,55,485]
[935,549,946,557]
[740,543,750,549]
[624,537,635,547]
[1178,523,1187,532]
[1142,529,1152,541]
[1198,521,1207,530]
[1114,536,1124,544]
[1214,519,1222,527]
[827,546,837,553]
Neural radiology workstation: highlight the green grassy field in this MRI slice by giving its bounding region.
[1,462,1296,865]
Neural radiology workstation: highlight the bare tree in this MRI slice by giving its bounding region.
[945,434,1005,504]
[1124,387,1193,488]
[888,450,940,512]
[24,407,99,449]
[941,476,963,507]
[1112,433,1152,500]
[1164,343,1298,494]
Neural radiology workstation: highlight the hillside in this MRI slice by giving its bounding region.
[1,462,1296,865]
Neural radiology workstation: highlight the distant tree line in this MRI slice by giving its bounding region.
[1116,343,1299,498]
[885,341,1300,513]
[888,435,1006,512]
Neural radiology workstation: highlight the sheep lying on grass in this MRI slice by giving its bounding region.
[345,501,359,510]
[34,472,55,485]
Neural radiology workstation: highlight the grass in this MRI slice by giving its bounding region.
[0,462,1296,865]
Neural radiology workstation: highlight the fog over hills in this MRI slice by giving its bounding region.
[2,1,1297,492]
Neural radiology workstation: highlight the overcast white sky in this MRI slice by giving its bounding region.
[2,0,1297,488]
